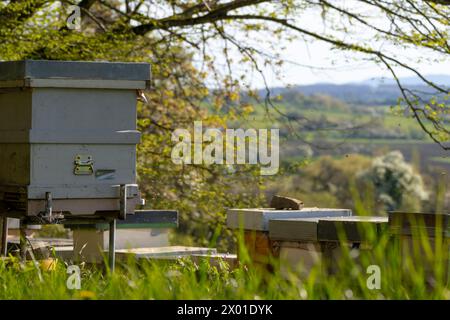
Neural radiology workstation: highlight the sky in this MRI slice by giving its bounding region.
[206,1,450,89]
[259,40,450,87]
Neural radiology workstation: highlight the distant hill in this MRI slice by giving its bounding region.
[361,74,450,87]
[263,74,450,106]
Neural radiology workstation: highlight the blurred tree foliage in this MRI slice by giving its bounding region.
[280,92,351,113]
[0,0,448,247]
[266,154,372,209]
[266,151,429,215]
[358,151,429,212]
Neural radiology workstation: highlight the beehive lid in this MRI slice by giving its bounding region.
[0,60,151,89]
[227,207,352,231]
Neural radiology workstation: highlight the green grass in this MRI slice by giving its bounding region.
[0,219,448,300]
[1,179,447,300]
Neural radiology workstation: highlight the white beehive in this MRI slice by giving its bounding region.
[0,60,151,218]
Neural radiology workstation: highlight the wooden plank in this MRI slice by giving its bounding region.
[68,210,179,230]
[227,207,351,231]
[0,79,148,89]
[389,212,449,238]
[269,218,320,241]
[116,246,217,260]
[269,216,387,242]
[28,79,148,90]
[318,216,388,242]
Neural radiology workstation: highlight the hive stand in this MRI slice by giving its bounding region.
[68,210,178,263]
[0,184,130,271]
[1,209,179,271]
[1,217,7,256]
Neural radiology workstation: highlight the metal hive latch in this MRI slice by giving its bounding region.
[74,155,94,175]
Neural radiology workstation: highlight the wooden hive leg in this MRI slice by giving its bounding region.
[1,217,8,256]
[109,219,116,272]
[19,220,27,261]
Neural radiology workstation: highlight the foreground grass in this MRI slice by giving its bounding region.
[0,257,305,300]
[0,224,448,300]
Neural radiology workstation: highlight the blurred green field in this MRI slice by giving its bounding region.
[228,98,450,177]
[238,102,428,141]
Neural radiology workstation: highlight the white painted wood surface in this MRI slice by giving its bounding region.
[227,207,352,231]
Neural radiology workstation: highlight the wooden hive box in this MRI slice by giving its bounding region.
[269,216,388,276]
[226,207,352,269]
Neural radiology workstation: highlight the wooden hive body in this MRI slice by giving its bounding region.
[0,60,151,217]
